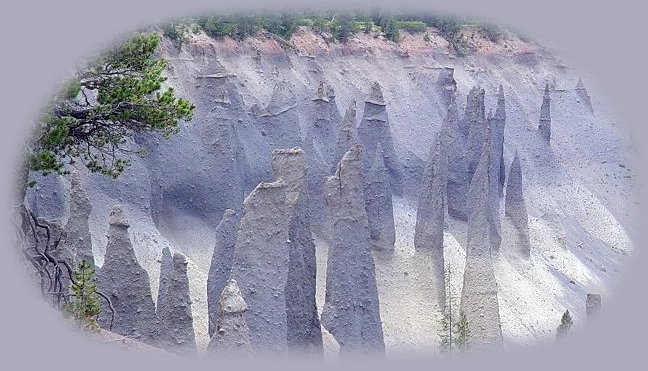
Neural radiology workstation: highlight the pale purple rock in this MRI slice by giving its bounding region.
[321,144,385,355]
[575,77,594,114]
[460,122,504,352]
[504,151,531,257]
[96,206,159,345]
[64,171,94,266]
[207,279,252,354]
[538,84,552,143]
[466,86,487,178]
[230,156,300,352]
[414,132,447,306]
[365,145,396,252]
[335,99,360,166]
[357,82,404,196]
[442,94,469,221]
[156,246,173,318]
[157,253,196,354]
[271,148,322,352]
[207,209,240,337]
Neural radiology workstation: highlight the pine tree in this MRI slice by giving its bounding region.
[556,309,573,338]
[64,260,102,333]
[438,310,452,355]
[454,311,470,352]
[438,263,455,356]
[438,264,471,357]
[27,33,195,181]
[383,18,400,43]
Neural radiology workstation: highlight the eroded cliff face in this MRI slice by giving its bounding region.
[24,25,636,355]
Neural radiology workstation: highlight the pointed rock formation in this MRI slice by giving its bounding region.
[414,132,447,306]
[266,80,296,115]
[437,66,458,107]
[486,113,503,251]
[538,84,552,143]
[158,253,196,354]
[229,162,299,352]
[326,84,343,127]
[504,151,531,257]
[207,209,240,338]
[96,206,159,345]
[196,56,269,195]
[271,148,322,352]
[365,145,396,252]
[259,81,302,149]
[64,172,94,266]
[366,81,386,107]
[156,246,173,317]
[310,81,340,168]
[334,100,359,165]
[207,279,252,353]
[443,95,469,221]
[302,133,332,241]
[358,82,404,196]
[414,132,446,252]
[321,144,385,355]
[460,125,504,352]
[492,86,507,196]
[575,77,594,114]
[465,86,487,178]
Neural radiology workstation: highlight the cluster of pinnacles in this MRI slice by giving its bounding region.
[27,64,594,356]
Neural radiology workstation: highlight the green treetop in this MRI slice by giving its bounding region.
[27,33,195,180]
[64,260,102,333]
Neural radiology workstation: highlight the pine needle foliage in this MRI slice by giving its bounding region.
[556,309,574,338]
[28,33,195,180]
[64,260,102,333]
[454,311,470,352]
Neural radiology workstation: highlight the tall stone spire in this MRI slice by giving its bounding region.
[575,77,594,114]
[492,85,507,196]
[357,81,404,196]
[486,112,503,251]
[460,122,504,351]
[414,132,446,252]
[414,131,447,306]
[64,171,94,266]
[443,94,469,221]
[156,246,173,317]
[321,144,385,355]
[437,66,458,107]
[158,253,196,354]
[207,209,240,337]
[271,148,323,352]
[504,151,531,257]
[365,145,396,252]
[538,84,552,143]
[310,81,340,168]
[96,205,159,346]
[335,99,359,166]
[302,134,331,242]
[466,86,487,178]
[229,150,301,352]
[326,83,343,126]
